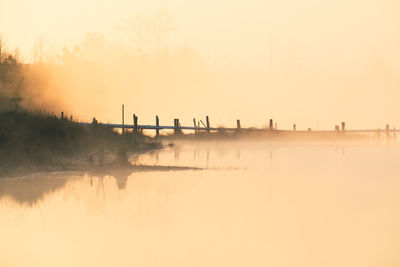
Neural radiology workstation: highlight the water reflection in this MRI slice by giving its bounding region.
[108,170,132,190]
[0,175,70,206]
[0,170,136,207]
[87,169,131,190]
[2,141,395,208]
[0,163,197,208]
[1,141,400,267]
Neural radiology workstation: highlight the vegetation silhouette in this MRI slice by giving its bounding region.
[0,109,160,177]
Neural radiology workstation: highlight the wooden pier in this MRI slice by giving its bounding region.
[76,105,400,137]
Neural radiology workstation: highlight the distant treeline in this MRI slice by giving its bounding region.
[0,47,24,111]
[0,31,205,116]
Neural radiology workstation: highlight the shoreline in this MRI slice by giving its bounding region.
[0,163,203,180]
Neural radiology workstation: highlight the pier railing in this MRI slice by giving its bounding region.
[71,105,398,137]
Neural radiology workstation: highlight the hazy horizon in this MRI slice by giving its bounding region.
[1,0,400,129]
[2,2,400,266]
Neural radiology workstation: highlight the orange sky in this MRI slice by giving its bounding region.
[1,0,400,129]
[1,0,399,72]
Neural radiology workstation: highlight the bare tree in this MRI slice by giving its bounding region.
[122,13,152,56]
[81,32,105,61]
[153,9,173,56]
[0,34,5,63]
[33,35,46,63]
[13,47,21,63]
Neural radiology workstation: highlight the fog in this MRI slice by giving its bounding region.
[2,2,400,265]
[1,0,400,129]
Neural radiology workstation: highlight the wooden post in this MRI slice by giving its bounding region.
[237,119,241,130]
[341,122,345,132]
[133,114,138,133]
[122,104,125,134]
[206,116,210,133]
[269,119,273,130]
[307,128,312,133]
[61,112,64,120]
[173,118,181,135]
[174,118,177,134]
[193,118,197,133]
[293,124,296,131]
[156,115,160,137]
[386,124,390,139]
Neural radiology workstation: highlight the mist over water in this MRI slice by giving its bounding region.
[1,141,400,267]
[1,1,400,266]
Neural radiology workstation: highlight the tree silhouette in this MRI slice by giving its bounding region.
[153,9,174,56]
[33,35,46,63]
[0,35,3,64]
[122,13,152,56]
[82,32,106,61]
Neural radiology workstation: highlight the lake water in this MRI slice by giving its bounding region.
[1,140,400,267]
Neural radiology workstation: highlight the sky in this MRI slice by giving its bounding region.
[1,0,400,129]
[2,0,399,72]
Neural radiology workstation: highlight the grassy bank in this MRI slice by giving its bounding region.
[0,110,161,177]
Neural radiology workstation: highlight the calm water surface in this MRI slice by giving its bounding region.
[1,141,400,267]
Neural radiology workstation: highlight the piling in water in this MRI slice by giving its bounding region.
[133,114,138,133]
[122,105,125,135]
[156,115,160,137]
[206,116,210,133]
